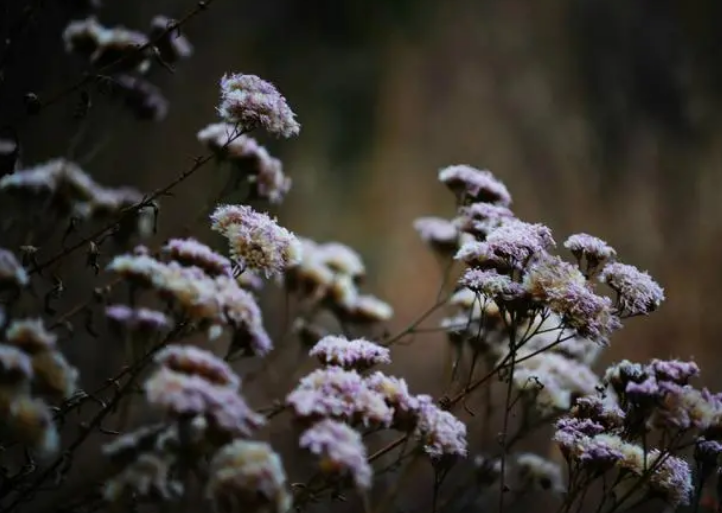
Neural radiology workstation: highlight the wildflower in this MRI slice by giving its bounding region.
[144,368,264,438]
[7,397,59,459]
[5,318,57,353]
[599,262,665,316]
[106,305,173,335]
[148,15,193,64]
[63,17,151,73]
[206,440,291,513]
[299,419,372,490]
[0,248,29,290]
[106,253,166,287]
[30,351,79,401]
[310,336,390,371]
[340,294,394,324]
[438,165,512,206]
[154,345,240,390]
[650,359,700,385]
[197,124,292,204]
[286,367,393,427]
[365,372,419,429]
[514,453,565,493]
[104,452,182,502]
[316,242,366,279]
[414,395,467,460]
[455,203,515,237]
[0,346,33,388]
[460,268,526,303]
[563,233,616,268]
[218,73,300,138]
[211,204,302,278]
[413,217,460,253]
[162,237,232,277]
[108,74,169,122]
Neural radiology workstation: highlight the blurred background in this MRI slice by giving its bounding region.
[4,0,722,511]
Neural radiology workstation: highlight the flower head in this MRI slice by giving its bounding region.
[0,248,28,290]
[154,345,240,390]
[162,238,232,277]
[300,419,372,490]
[218,73,300,138]
[206,440,291,513]
[310,336,390,371]
[438,165,512,206]
[563,233,616,267]
[414,396,467,459]
[600,262,665,316]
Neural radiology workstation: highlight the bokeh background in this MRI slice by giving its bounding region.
[5,0,722,511]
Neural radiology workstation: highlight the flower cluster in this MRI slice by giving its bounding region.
[218,73,300,137]
[210,204,302,279]
[0,159,154,239]
[285,237,393,331]
[104,345,271,506]
[198,123,291,204]
[107,240,272,357]
[552,359,714,508]
[0,317,78,458]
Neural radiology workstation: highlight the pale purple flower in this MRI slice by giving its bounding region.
[454,241,502,269]
[5,318,57,353]
[144,368,264,437]
[459,268,526,302]
[414,395,467,459]
[206,440,291,513]
[286,367,393,427]
[484,220,555,264]
[339,294,394,324]
[563,233,617,265]
[0,345,33,384]
[149,15,193,64]
[364,372,419,428]
[514,453,565,493]
[604,360,647,396]
[218,73,300,138]
[0,248,28,290]
[650,454,693,507]
[600,262,665,316]
[315,242,365,279]
[650,359,699,385]
[455,203,515,237]
[154,345,240,390]
[106,253,167,287]
[571,395,625,429]
[695,438,722,475]
[438,165,512,206]
[413,217,460,252]
[215,275,273,357]
[309,336,390,371]
[625,377,660,402]
[299,419,372,490]
[162,238,232,277]
[106,305,173,334]
[104,452,183,503]
[559,285,621,344]
[210,204,302,278]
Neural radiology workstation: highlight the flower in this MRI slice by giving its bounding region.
[148,15,193,64]
[106,305,173,335]
[0,248,28,290]
[414,396,467,459]
[286,367,393,427]
[154,345,240,390]
[514,453,565,493]
[455,203,515,237]
[104,453,182,503]
[218,73,300,138]
[309,336,390,371]
[563,233,616,267]
[162,238,232,277]
[206,440,291,513]
[299,419,372,490]
[438,165,512,206]
[413,217,460,253]
[365,372,419,429]
[599,262,665,316]
[210,204,302,278]
[459,268,526,303]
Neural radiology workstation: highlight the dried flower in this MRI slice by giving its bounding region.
[218,73,300,138]
[104,452,183,502]
[210,204,302,278]
[460,268,526,303]
[455,203,515,237]
[514,453,565,493]
[0,248,29,290]
[7,396,59,459]
[162,237,232,277]
[148,15,193,64]
[563,233,616,268]
[438,165,512,206]
[154,345,240,390]
[414,396,467,459]
[300,419,372,490]
[206,440,291,513]
[310,335,390,371]
[5,318,56,353]
[600,262,665,316]
[106,305,173,335]
[413,217,460,253]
